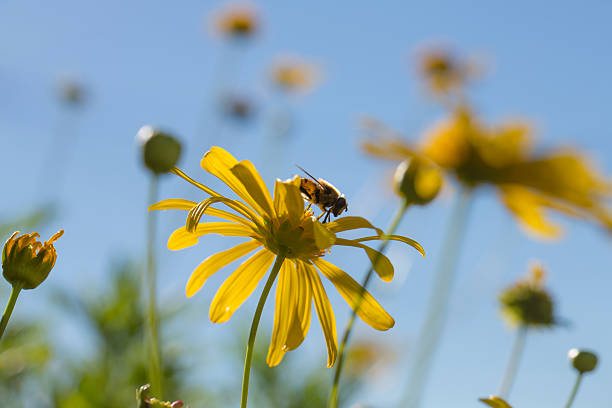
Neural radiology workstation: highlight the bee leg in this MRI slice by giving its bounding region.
[317,211,326,221]
[323,210,331,223]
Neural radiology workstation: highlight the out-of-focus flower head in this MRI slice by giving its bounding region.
[363,107,612,239]
[219,92,256,122]
[417,46,481,96]
[57,77,87,107]
[150,147,424,367]
[568,349,598,374]
[2,230,63,289]
[210,3,258,39]
[499,262,556,328]
[270,56,321,94]
[137,126,182,174]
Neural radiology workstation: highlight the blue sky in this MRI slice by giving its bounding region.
[1,1,611,407]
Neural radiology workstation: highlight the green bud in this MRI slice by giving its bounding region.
[568,349,598,373]
[393,157,442,205]
[138,126,182,174]
[2,230,64,289]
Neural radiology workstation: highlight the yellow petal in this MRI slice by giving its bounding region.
[201,147,270,218]
[231,160,275,219]
[303,261,337,368]
[186,240,261,298]
[209,249,276,323]
[312,258,394,331]
[499,186,562,239]
[479,396,513,408]
[266,260,297,367]
[170,167,219,196]
[273,176,304,226]
[352,235,425,257]
[313,220,336,249]
[150,198,254,227]
[149,198,197,211]
[285,260,312,350]
[186,196,257,231]
[326,216,383,235]
[334,238,394,282]
[168,223,254,251]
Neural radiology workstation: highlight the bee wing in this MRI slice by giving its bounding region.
[295,164,326,188]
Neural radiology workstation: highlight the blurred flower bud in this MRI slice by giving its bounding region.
[170,401,184,408]
[2,230,63,289]
[137,126,182,174]
[499,262,556,328]
[568,349,598,373]
[211,3,258,39]
[393,157,442,205]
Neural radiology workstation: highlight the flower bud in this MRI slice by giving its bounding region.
[170,401,184,408]
[393,157,442,205]
[568,349,598,373]
[138,126,182,174]
[2,230,64,289]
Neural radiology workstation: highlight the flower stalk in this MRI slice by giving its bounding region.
[329,199,410,408]
[498,324,527,399]
[241,254,286,408]
[402,188,472,408]
[0,282,23,342]
[146,174,163,397]
[564,372,583,408]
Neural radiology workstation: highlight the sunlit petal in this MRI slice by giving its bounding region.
[273,176,303,226]
[231,160,276,219]
[313,258,394,331]
[351,235,425,257]
[266,260,297,367]
[285,260,312,350]
[313,220,336,249]
[334,238,394,282]
[209,249,276,323]
[201,147,269,217]
[303,261,337,368]
[168,223,255,251]
[326,216,383,235]
[150,198,254,227]
[186,240,262,298]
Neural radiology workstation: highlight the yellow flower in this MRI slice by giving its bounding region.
[499,262,556,328]
[417,47,479,96]
[2,230,64,289]
[363,108,612,239]
[150,147,424,367]
[211,3,258,39]
[270,57,320,93]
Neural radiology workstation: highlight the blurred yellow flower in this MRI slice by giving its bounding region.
[499,262,556,328]
[150,147,423,367]
[417,47,479,96]
[363,107,612,239]
[270,57,320,93]
[211,3,258,39]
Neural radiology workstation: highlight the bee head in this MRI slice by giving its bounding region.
[332,195,348,217]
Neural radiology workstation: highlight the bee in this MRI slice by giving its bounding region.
[296,165,348,223]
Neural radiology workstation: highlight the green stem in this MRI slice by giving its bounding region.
[564,372,583,408]
[0,283,23,342]
[146,175,163,397]
[329,200,410,408]
[401,188,473,408]
[498,325,527,399]
[241,255,286,408]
